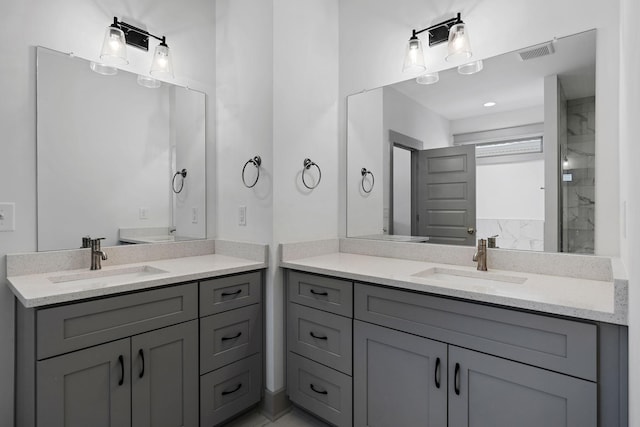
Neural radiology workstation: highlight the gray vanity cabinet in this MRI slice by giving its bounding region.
[286,271,354,427]
[199,271,263,427]
[448,346,596,427]
[37,338,132,427]
[353,321,447,427]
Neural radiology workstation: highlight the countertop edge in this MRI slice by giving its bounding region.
[280,260,627,326]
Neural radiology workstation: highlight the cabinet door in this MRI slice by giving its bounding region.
[37,338,131,427]
[131,320,199,427]
[353,320,447,427]
[448,346,597,427]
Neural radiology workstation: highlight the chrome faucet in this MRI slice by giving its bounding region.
[473,239,488,271]
[90,238,108,270]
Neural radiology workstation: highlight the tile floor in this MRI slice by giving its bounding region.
[224,407,330,427]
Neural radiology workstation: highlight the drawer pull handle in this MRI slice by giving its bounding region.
[454,363,461,396]
[435,357,441,389]
[138,349,145,378]
[310,289,328,296]
[118,355,124,386]
[309,384,328,395]
[309,331,328,340]
[221,383,243,395]
[221,332,243,341]
[221,289,242,297]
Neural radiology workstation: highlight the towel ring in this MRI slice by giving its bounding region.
[172,169,187,193]
[361,168,374,193]
[302,158,322,190]
[242,156,262,188]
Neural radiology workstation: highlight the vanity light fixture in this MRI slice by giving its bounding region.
[458,59,483,75]
[403,12,472,73]
[137,74,161,89]
[483,101,497,107]
[416,72,439,85]
[97,17,174,78]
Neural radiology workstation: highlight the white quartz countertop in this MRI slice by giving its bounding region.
[8,254,266,308]
[281,252,626,325]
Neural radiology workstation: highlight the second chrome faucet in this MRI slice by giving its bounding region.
[473,238,488,271]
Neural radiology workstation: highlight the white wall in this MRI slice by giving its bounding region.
[338,0,621,257]
[451,106,544,135]
[0,1,215,424]
[620,0,639,424]
[347,89,384,236]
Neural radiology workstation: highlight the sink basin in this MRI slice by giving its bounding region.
[411,267,527,287]
[49,265,168,286]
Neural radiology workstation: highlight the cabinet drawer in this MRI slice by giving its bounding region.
[288,303,352,375]
[37,283,198,360]
[200,304,262,374]
[288,352,352,427]
[200,353,262,427]
[355,283,597,381]
[200,272,261,316]
[288,271,353,317]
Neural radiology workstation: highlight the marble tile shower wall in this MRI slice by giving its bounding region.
[563,96,596,254]
[477,218,545,251]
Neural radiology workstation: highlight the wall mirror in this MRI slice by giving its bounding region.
[347,30,596,253]
[37,47,207,251]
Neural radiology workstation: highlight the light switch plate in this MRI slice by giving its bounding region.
[0,203,15,232]
[238,206,247,226]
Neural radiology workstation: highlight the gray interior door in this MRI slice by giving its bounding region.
[36,338,131,427]
[448,346,597,427]
[354,320,447,427]
[131,320,199,427]
[416,145,476,245]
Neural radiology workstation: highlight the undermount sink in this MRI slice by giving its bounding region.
[411,267,527,287]
[49,265,168,287]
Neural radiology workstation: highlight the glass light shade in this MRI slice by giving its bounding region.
[150,43,174,78]
[445,23,472,62]
[402,36,426,73]
[99,25,128,65]
[137,74,161,88]
[89,61,118,76]
[458,60,483,75]
[416,72,439,85]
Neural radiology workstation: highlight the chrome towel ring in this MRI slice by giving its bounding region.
[361,168,374,193]
[242,155,262,188]
[302,158,322,190]
[172,168,187,193]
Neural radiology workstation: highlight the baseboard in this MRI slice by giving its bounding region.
[261,387,291,421]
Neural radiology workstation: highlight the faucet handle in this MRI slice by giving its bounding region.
[81,236,92,248]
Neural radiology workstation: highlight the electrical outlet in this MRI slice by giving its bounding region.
[0,202,15,232]
[239,206,247,226]
[139,207,149,220]
[192,207,198,224]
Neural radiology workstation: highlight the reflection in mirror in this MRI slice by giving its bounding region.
[37,47,207,251]
[347,30,596,253]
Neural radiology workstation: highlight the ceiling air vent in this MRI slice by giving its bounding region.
[517,42,555,61]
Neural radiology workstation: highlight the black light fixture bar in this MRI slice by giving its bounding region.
[111,17,166,51]
[412,12,463,47]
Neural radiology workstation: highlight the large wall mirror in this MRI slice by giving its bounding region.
[347,30,596,254]
[37,47,207,251]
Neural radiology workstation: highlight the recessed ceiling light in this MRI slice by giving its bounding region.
[483,101,497,107]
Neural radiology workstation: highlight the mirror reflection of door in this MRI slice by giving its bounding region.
[415,145,476,245]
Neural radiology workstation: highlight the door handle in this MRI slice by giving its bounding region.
[467,227,475,235]
[138,349,145,378]
[118,355,124,386]
[454,363,461,395]
[434,357,441,389]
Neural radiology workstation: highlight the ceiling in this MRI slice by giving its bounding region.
[391,30,596,121]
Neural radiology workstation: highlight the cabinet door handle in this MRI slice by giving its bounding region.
[118,355,124,386]
[221,332,242,341]
[138,349,145,378]
[310,289,328,296]
[221,289,242,297]
[309,331,328,340]
[221,383,242,396]
[454,363,461,396]
[309,384,328,395]
[435,357,441,389]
